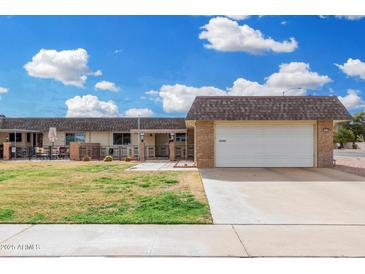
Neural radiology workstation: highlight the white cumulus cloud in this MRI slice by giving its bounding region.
[95,81,120,92]
[158,84,226,113]
[24,48,100,87]
[336,58,365,80]
[335,16,365,21]
[145,90,159,95]
[320,15,365,21]
[93,70,103,77]
[229,62,330,96]
[199,17,298,54]
[148,62,331,113]
[265,62,332,90]
[65,95,119,117]
[225,15,250,20]
[338,89,365,110]
[124,108,154,117]
[0,87,8,94]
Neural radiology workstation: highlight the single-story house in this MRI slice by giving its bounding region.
[0,117,193,160]
[186,96,351,168]
[0,96,351,167]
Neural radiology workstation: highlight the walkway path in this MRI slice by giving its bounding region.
[1,224,365,257]
[127,161,197,171]
[334,149,365,158]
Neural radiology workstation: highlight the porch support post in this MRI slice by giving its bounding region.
[69,142,81,161]
[137,117,140,161]
[14,130,16,159]
[139,141,145,162]
[3,142,11,160]
[185,131,187,160]
[169,139,175,161]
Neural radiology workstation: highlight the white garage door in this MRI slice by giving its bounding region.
[215,124,314,167]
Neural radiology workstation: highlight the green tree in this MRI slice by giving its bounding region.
[334,128,355,148]
[353,112,365,123]
[343,112,365,143]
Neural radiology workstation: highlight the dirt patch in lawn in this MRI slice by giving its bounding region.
[0,161,211,224]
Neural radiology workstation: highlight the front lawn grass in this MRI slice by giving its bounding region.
[0,161,211,224]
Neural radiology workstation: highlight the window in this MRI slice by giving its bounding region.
[175,133,187,142]
[113,133,131,145]
[65,132,86,145]
[9,133,22,142]
[27,133,31,143]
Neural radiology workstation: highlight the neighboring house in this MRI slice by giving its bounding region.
[0,118,193,160]
[0,96,351,167]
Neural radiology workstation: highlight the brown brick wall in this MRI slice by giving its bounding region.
[187,128,194,145]
[69,142,80,161]
[2,142,11,160]
[168,141,175,161]
[317,120,334,168]
[195,121,214,168]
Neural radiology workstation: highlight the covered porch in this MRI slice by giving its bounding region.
[131,128,194,161]
[0,129,69,160]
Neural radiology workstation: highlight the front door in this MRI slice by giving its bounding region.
[36,133,43,147]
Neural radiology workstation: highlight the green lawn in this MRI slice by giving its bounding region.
[0,161,212,224]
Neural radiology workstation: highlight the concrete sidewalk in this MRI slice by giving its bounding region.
[127,161,198,171]
[1,224,365,257]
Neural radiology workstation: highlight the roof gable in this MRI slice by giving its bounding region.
[186,96,352,121]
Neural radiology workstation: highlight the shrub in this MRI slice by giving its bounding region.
[104,155,113,162]
[125,157,131,162]
[83,155,91,161]
[334,128,355,148]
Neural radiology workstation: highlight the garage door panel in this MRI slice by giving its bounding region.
[215,124,314,167]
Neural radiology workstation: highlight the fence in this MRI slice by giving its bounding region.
[144,144,194,160]
[2,145,70,160]
[79,145,139,161]
[78,144,193,161]
[145,145,169,159]
[175,144,194,160]
[2,143,194,161]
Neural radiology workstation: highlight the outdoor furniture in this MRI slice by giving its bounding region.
[36,147,48,160]
[58,146,68,159]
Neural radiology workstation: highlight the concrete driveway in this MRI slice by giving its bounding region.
[201,168,365,224]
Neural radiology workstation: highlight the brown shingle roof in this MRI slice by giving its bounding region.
[186,96,352,121]
[0,117,186,132]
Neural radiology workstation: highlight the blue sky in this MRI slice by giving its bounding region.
[0,15,364,117]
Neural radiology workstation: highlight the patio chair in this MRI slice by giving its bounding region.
[36,147,47,160]
[58,146,68,159]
